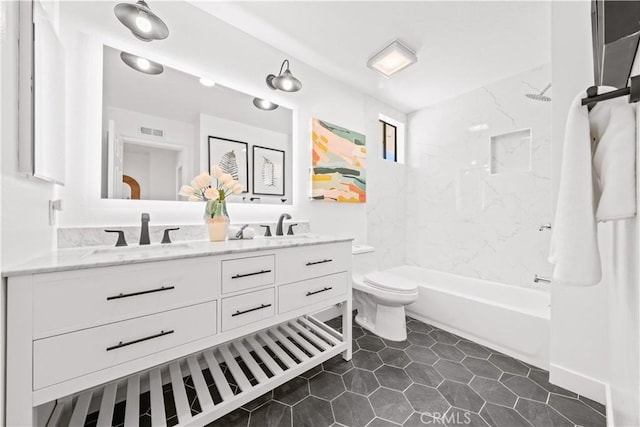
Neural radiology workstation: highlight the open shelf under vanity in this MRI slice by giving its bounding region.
[43,315,346,427]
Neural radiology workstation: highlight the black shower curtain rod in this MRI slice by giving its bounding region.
[581,75,640,110]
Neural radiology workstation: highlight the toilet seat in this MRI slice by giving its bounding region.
[364,270,419,294]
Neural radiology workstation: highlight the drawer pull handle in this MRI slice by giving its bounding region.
[231,269,272,279]
[106,330,174,352]
[231,303,272,317]
[306,259,333,266]
[106,285,175,301]
[306,286,333,296]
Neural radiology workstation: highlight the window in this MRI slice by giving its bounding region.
[379,114,405,164]
[380,119,398,162]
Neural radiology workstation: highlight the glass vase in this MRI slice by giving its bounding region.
[204,199,229,242]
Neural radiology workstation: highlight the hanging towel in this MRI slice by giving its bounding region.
[591,96,636,220]
[549,87,636,287]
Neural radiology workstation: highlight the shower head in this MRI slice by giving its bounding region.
[525,83,551,102]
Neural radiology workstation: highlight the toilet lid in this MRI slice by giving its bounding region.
[364,270,419,294]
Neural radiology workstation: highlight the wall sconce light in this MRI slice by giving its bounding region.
[253,97,279,111]
[114,0,169,42]
[120,51,164,75]
[266,59,302,92]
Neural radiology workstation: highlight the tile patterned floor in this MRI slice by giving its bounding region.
[85,315,606,427]
[209,315,607,427]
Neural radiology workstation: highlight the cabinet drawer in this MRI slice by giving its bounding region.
[33,301,217,390]
[276,243,351,284]
[221,288,275,332]
[222,255,275,294]
[279,272,348,314]
[33,257,219,339]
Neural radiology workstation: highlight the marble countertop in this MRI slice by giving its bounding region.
[2,234,353,277]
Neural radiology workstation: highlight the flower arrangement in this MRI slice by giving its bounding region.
[179,166,243,241]
[179,166,243,207]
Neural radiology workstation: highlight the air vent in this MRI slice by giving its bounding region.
[140,127,164,138]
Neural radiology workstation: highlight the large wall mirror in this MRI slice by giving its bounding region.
[101,45,293,204]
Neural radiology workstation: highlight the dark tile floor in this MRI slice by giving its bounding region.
[210,315,607,427]
[84,315,606,427]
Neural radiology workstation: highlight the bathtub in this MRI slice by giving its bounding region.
[396,266,551,369]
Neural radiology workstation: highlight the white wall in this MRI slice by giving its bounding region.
[405,64,552,289]
[105,106,196,188]
[364,97,407,270]
[198,113,292,204]
[56,1,405,257]
[1,1,57,269]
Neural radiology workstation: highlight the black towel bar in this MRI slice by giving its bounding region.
[581,75,640,110]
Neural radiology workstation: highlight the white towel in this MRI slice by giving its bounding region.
[591,96,636,220]
[549,87,636,287]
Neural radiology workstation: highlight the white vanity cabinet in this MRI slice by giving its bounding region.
[4,239,353,427]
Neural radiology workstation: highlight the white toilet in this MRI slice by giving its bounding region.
[352,244,419,341]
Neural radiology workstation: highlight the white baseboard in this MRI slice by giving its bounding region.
[549,363,607,404]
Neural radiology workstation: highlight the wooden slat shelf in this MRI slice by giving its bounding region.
[43,315,346,427]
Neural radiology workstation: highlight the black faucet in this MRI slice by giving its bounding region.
[276,213,292,236]
[140,213,151,245]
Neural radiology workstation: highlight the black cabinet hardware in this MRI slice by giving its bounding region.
[305,259,332,266]
[231,303,272,317]
[106,329,174,351]
[107,285,175,301]
[231,269,271,279]
[306,286,333,296]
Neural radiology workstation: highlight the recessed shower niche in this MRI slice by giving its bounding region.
[490,128,532,174]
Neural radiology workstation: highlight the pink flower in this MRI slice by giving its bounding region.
[191,172,211,189]
[232,184,243,194]
[204,188,218,200]
[178,185,195,196]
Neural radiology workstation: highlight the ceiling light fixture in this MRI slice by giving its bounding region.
[114,0,169,42]
[199,77,216,87]
[253,97,279,111]
[120,51,164,75]
[266,59,302,92]
[367,40,417,77]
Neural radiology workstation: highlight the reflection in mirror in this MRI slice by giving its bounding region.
[101,45,293,204]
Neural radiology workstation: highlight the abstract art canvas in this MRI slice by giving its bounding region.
[311,118,366,202]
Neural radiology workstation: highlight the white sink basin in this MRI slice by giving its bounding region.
[258,233,316,240]
[86,243,194,258]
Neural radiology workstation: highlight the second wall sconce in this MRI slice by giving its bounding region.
[266,59,302,92]
[114,0,169,42]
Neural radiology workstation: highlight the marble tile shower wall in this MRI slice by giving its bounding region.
[405,64,553,290]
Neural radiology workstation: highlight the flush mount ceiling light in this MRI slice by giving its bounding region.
[253,97,279,111]
[114,0,169,42]
[120,51,164,75]
[199,77,216,87]
[367,40,417,77]
[266,59,302,92]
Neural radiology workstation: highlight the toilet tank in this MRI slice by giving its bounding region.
[352,244,377,281]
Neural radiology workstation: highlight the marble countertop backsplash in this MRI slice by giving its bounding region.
[4,226,350,277]
[57,222,311,249]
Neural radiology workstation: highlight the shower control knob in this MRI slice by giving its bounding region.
[538,223,552,231]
